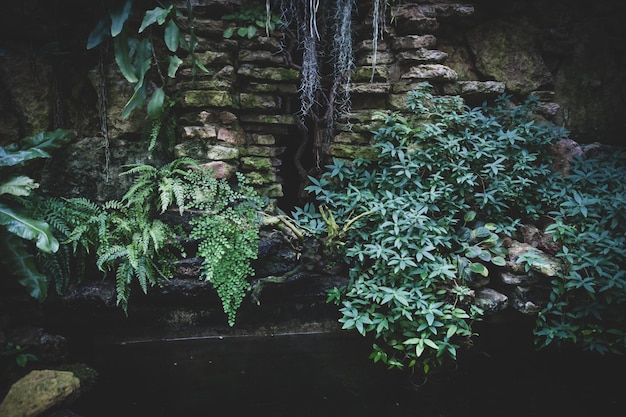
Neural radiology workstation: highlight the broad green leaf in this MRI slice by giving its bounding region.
[424,338,438,350]
[237,27,248,37]
[0,234,48,301]
[0,203,58,253]
[473,226,491,239]
[0,148,49,167]
[139,6,169,32]
[446,325,457,339]
[193,57,210,74]
[415,344,424,357]
[87,16,111,49]
[1,129,74,168]
[167,55,183,78]
[110,0,132,37]
[491,256,506,266]
[478,250,491,262]
[164,20,180,52]
[114,33,139,83]
[121,81,148,119]
[457,226,472,242]
[470,262,489,277]
[223,27,234,38]
[21,129,75,152]
[464,211,476,222]
[0,176,38,196]
[147,87,165,119]
[133,38,153,84]
[465,245,482,258]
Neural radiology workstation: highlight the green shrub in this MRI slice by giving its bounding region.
[535,151,626,353]
[294,83,570,374]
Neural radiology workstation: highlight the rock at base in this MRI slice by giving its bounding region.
[0,370,80,417]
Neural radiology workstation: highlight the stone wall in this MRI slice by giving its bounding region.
[2,0,624,208]
[0,0,625,334]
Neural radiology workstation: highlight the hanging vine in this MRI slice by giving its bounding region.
[273,0,358,183]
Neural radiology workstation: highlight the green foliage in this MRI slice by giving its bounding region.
[222,4,282,39]
[144,98,177,155]
[0,129,75,300]
[294,83,566,374]
[534,152,626,354]
[1,342,38,368]
[185,171,262,326]
[87,0,206,120]
[36,159,260,324]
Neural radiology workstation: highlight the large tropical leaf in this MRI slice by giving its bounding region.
[0,176,39,197]
[139,6,172,32]
[21,129,75,152]
[110,0,132,37]
[87,15,112,49]
[0,148,49,167]
[164,19,180,52]
[0,129,75,167]
[147,87,165,119]
[167,55,183,78]
[114,32,139,83]
[0,202,59,253]
[0,233,48,301]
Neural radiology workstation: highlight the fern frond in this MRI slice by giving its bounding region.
[164,157,198,173]
[127,239,139,269]
[115,261,133,313]
[96,244,127,270]
[65,197,103,219]
[135,257,149,294]
[158,177,174,213]
[171,180,186,214]
[148,118,161,153]
[122,180,156,207]
[140,227,151,254]
[147,219,170,252]
[120,163,158,177]
[104,200,124,210]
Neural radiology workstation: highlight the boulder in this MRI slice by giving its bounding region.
[0,370,80,417]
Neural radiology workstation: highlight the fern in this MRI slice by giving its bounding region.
[34,158,259,323]
[115,261,133,312]
[26,196,103,292]
[185,169,261,326]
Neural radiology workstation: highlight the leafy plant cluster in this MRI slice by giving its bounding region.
[185,169,262,326]
[0,129,75,300]
[222,3,282,39]
[1,342,38,368]
[34,158,261,325]
[294,83,570,374]
[534,151,626,353]
[87,0,208,120]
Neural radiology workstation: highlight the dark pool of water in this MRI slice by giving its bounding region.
[68,326,626,417]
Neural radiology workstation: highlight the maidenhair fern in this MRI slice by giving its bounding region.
[185,171,262,326]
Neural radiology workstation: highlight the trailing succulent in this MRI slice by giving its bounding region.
[294,83,626,374]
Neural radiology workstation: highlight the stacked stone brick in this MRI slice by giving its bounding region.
[171,0,565,206]
[173,1,299,208]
